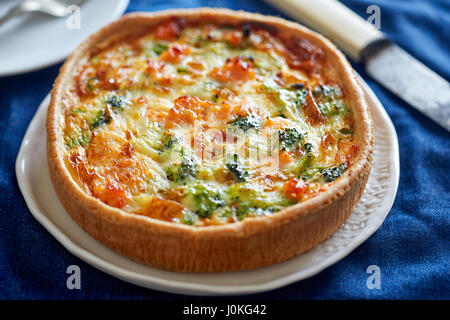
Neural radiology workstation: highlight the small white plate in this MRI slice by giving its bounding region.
[0,0,129,77]
[16,77,399,296]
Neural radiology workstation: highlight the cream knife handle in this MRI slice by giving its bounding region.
[263,0,385,61]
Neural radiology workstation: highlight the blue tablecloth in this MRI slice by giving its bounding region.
[0,0,448,299]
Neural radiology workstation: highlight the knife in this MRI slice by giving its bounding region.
[262,0,450,131]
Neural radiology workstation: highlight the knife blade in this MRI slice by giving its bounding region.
[363,40,450,131]
[263,0,450,131]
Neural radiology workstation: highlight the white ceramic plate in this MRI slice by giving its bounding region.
[15,77,399,296]
[0,0,129,77]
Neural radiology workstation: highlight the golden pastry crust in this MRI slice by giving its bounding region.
[47,8,373,272]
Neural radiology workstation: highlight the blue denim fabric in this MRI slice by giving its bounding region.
[0,0,448,299]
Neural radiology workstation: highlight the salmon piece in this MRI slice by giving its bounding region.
[205,101,244,123]
[320,131,338,163]
[136,96,168,123]
[146,60,165,75]
[262,117,292,141]
[136,96,146,105]
[165,96,213,128]
[264,117,292,130]
[210,57,255,84]
[215,88,235,101]
[121,142,135,157]
[321,131,336,151]
[145,60,173,86]
[64,114,90,136]
[279,150,294,165]
[224,30,243,47]
[284,178,308,201]
[68,149,95,188]
[91,62,137,91]
[69,144,138,209]
[95,63,121,91]
[86,130,125,166]
[160,44,191,63]
[74,65,97,98]
[304,90,324,125]
[135,198,184,222]
[284,38,325,75]
[147,108,168,123]
[336,139,359,165]
[154,19,183,41]
[80,130,156,207]
[185,60,206,77]
[92,180,130,209]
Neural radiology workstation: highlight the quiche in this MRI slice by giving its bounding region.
[47,9,373,272]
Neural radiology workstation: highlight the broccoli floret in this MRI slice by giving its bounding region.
[303,142,313,153]
[279,127,304,151]
[313,84,340,97]
[322,163,348,182]
[185,184,224,218]
[262,81,308,117]
[313,84,348,117]
[159,132,177,152]
[181,209,198,225]
[105,95,123,110]
[65,130,92,149]
[151,42,168,56]
[91,110,111,129]
[297,153,315,176]
[226,183,295,220]
[86,76,98,92]
[295,142,316,175]
[290,83,305,90]
[70,108,85,115]
[286,86,307,109]
[166,156,197,182]
[226,154,248,182]
[228,114,261,132]
[176,66,190,74]
[301,167,323,182]
[339,128,353,135]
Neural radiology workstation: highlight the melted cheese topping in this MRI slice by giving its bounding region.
[64,20,358,226]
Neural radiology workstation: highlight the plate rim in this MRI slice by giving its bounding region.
[0,0,129,77]
[15,77,400,296]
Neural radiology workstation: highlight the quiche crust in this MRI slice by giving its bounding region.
[47,8,373,272]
